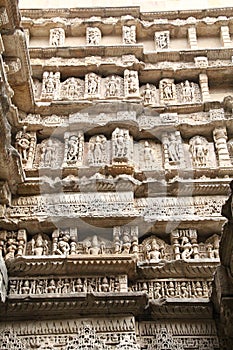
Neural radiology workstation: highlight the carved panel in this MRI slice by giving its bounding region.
[104,75,124,99]
[122,25,136,44]
[86,27,101,45]
[87,135,109,166]
[140,84,157,106]
[124,70,139,98]
[63,131,84,167]
[0,230,27,260]
[113,226,138,255]
[138,140,163,170]
[112,128,133,163]
[15,128,37,169]
[85,72,101,98]
[176,81,202,104]
[162,131,185,168]
[159,78,177,104]
[26,233,52,256]
[40,71,60,100]
[39,138,64,168]
[60,77,84,100]
[155,31,170,50]
[189,136,209,168]
[49,28,65,46]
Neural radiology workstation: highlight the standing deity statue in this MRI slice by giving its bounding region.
[167,133,181,163]
[88,135,107,165]
[155,31,170,50]
[180,80,195,102]
[122,25,136,44]
[141,84,157,105]
[86,27,101,45]
[49,28,65,46]
[112,128,132,161]
[189,136,209,167]
[105,75,123,98]
[42,139,55,167]
[41,71,60,100]
[15,128,30,163]
[143,141,156,168]
[124,70,139,97]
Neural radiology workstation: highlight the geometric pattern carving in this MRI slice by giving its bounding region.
[148,328,184,350]
[0,329,27,350]
[66,325,108,350]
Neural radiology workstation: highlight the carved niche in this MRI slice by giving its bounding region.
[155,31,170,50]
[15,127,37,169]
[77,235,113,255]
[171,229,199,260]
[87,135,108,166]
[141,236,172,262]
[124,70,140,98]
[189,136,209,168]
[113,226,139,255]
[162,131,185,168]
[40,71,60,100]
[122,25,136,44]
[140,83,157,106]
[176,80,202,104]
[104,75,124,99]
[85,72,101,98]
[49,28,65,46]
[60,77,84,100]
[26,233,52,256]
[139,140,161,170]
[86,27,101,45]
[112,128,133,163]
[0,230,27,260]
[52,228,77,256]
[159,78,177,104]
[39,138,64,168]
[63,132,84,167]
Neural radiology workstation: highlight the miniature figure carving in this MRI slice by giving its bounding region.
[180,236,193,259]
[29,233,50,256]
[86,27,101,45]
[40,138,63,168]
[167,133,181,163]
[53,230,71,256]
[155,31,170,50]
[15,128,30,163]
[143,141,156,168]
[112,128,132,161]
[160,79,175,101]
[66,133,84,164]
[50,28,65,46]
[180,80,195,102]
[205,234,220,259]
[189,136,209,167]
[42,139,55,167]
[122,25,136,44]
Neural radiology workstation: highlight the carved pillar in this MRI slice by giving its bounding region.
[24,29,30,46]
[220,25,232,48]
[188,27,198,49]
[213,127,231,167]
[199,73,210,102]
[16,229,27,257]
[27,131,36,169]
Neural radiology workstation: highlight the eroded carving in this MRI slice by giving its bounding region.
[122,25,136,44]
[155,31,170,50]
[189,136,209,167]
[86,27,101,45]
[50,28,65,46]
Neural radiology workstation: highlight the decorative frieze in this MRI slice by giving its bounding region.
[130,279,212,300]
[9,275,127,296]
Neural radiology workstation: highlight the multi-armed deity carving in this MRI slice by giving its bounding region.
[85,72,101,99]
[87,135,108,166]
[112,128,133,163]
[155,31,170,50]
[63,132,84,167]
[162,131,185,168]
[52,228,77,256]
[122,25,136,44]
[39,138,64,168]
[104,75,124,98]
[49,28,65,46]
[124,70,140,98]
[189,136,209,168]
[113,226,139,255]
[0,230,27,260]
[60,77,84,100]
[40,71,60,100]
[86,27,102,45]
[15,127,37,169]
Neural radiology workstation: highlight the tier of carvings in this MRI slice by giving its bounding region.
[14,126,232,171]
[34,71,202,105]
[0,228,220,264]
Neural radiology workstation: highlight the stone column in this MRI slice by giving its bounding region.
[220,26,232,48]
[199,73,210,102]
[213,127,231,167]
[188,27,198,49]
[26,132,37,169]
